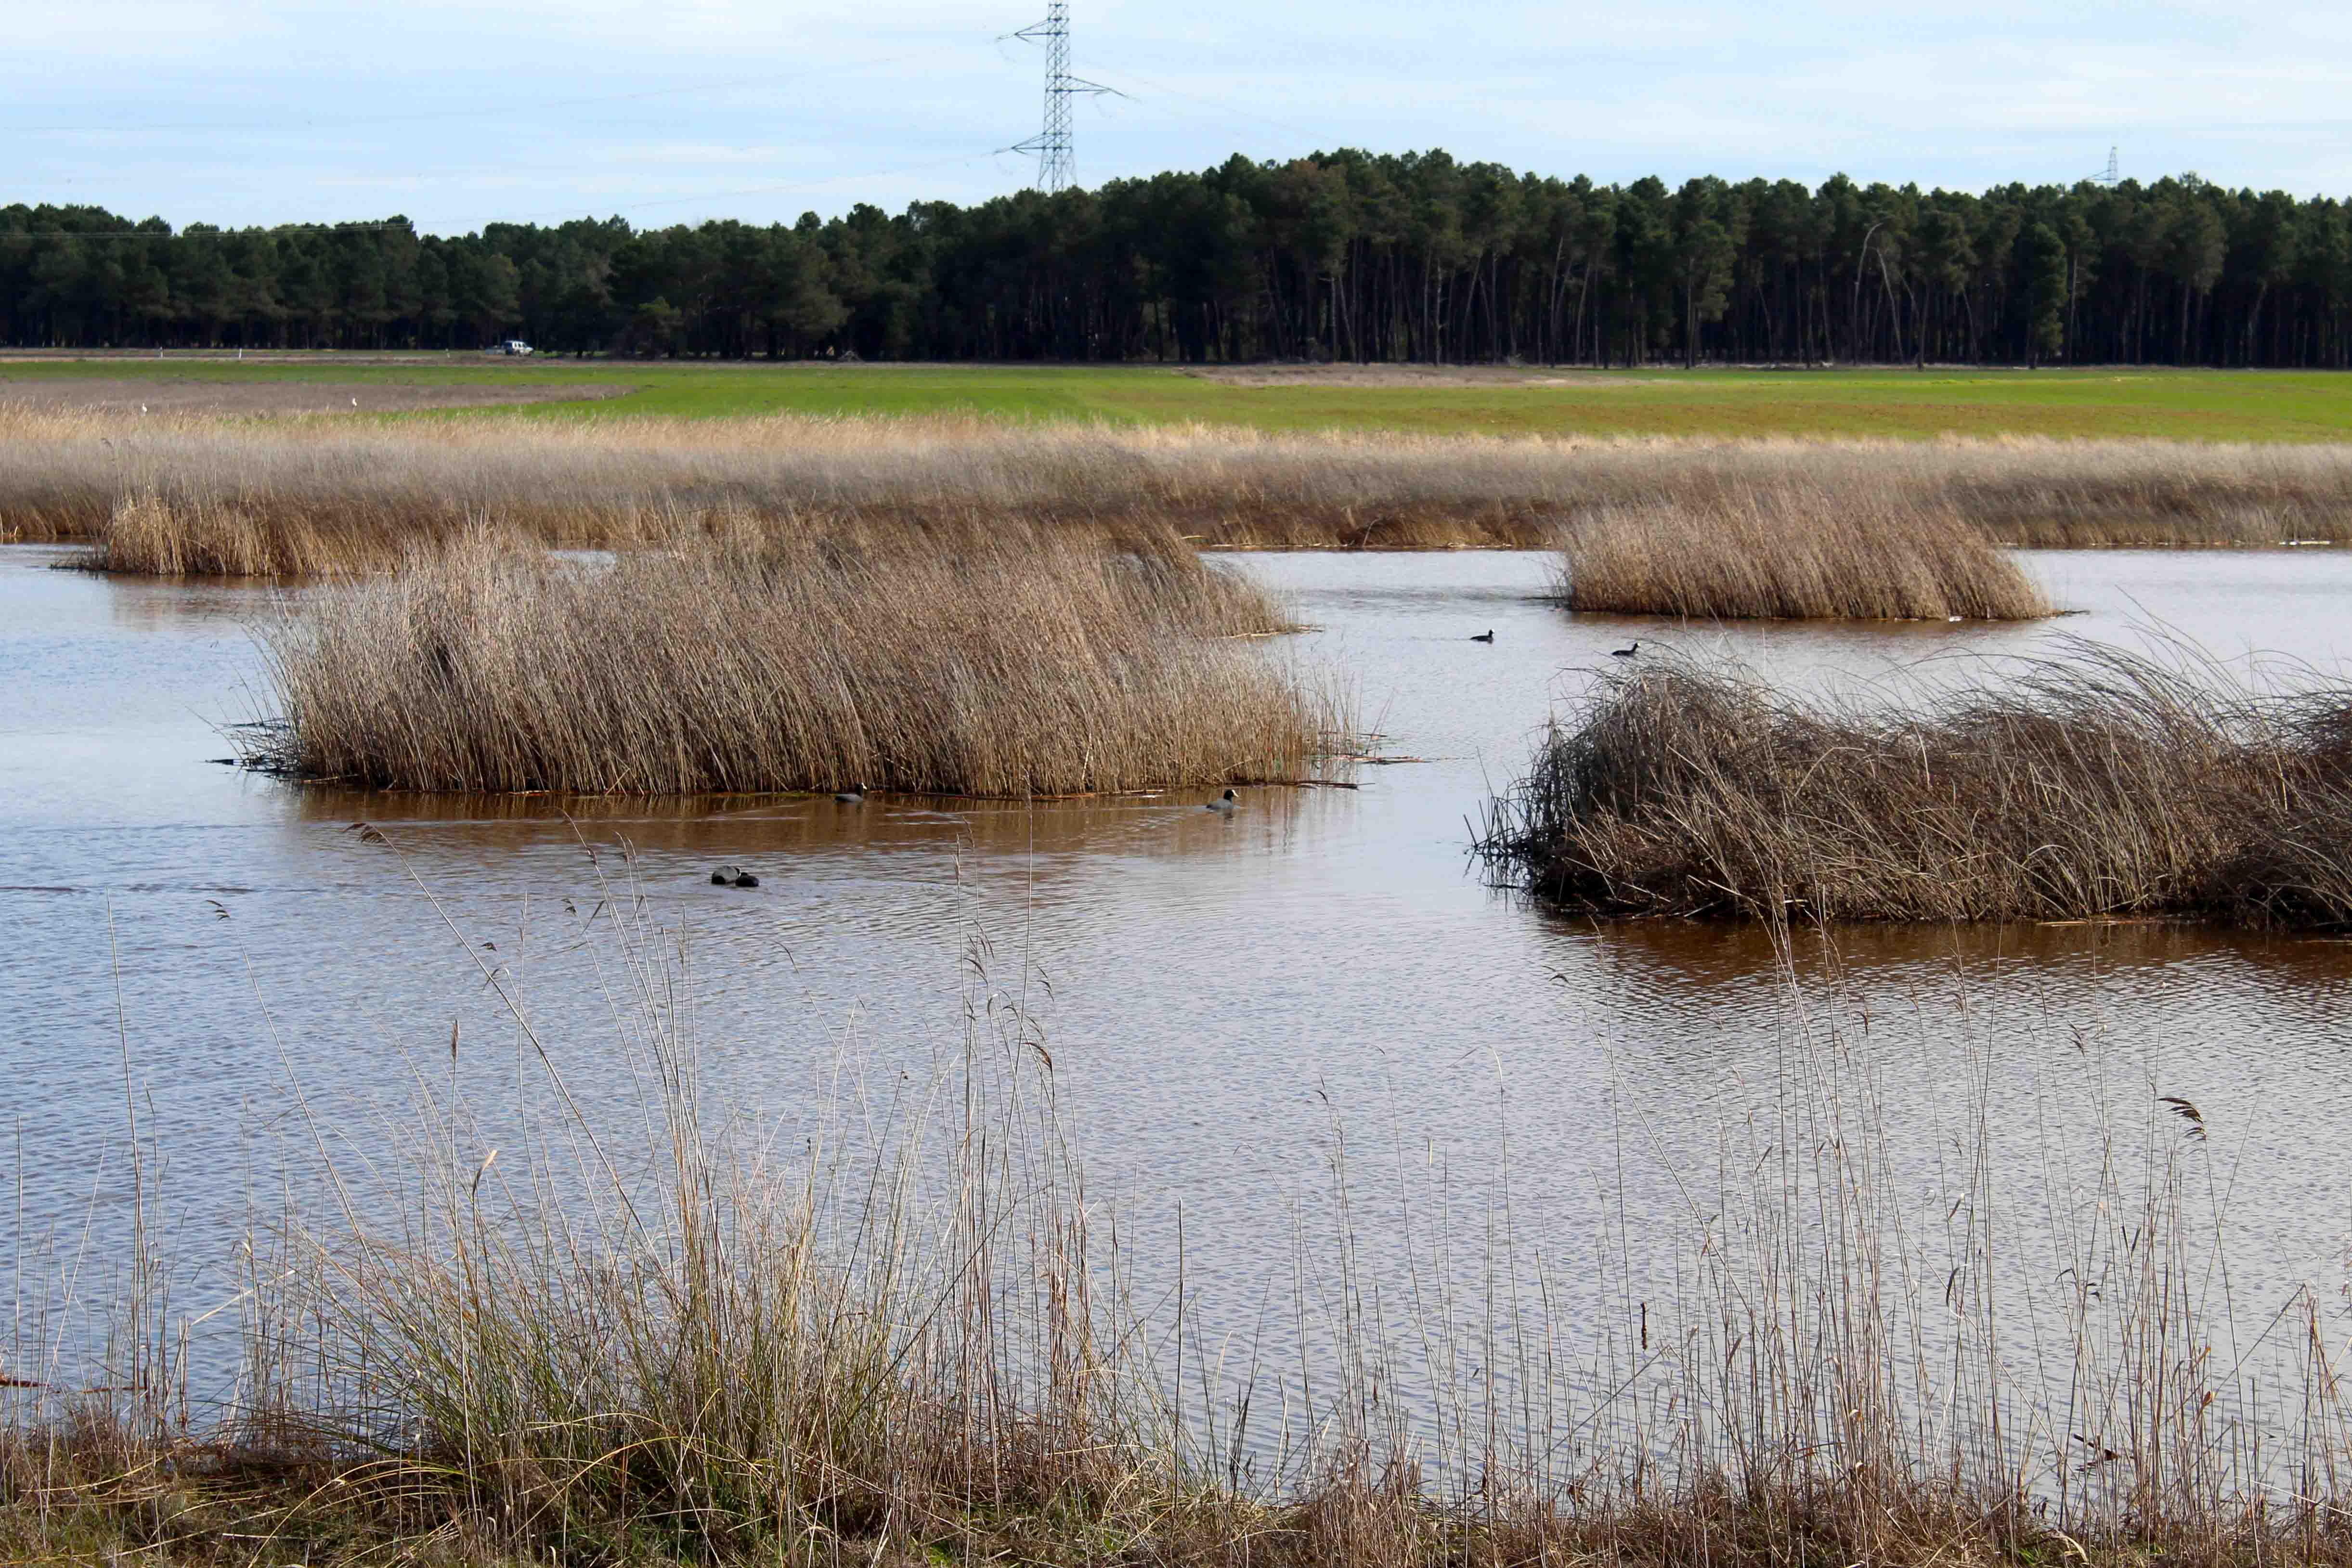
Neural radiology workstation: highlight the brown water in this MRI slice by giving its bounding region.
[6,542,2352,1429]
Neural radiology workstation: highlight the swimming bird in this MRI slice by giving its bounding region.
[1206,789,1239,813]
[1470,630,1494,643]
[1611,641,1640,659]
[834,783,866,803]
[711,864,741,885]
[732,870,759,888]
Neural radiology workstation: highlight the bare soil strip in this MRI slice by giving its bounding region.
[0,377,630,416]
[1186,363,1650,389]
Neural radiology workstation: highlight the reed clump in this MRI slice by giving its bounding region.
[253,517,1330,796]
[1556,487,2053,619]
[4,402,2348,573]
[1481,640,2352,925]
[97,486,364,577]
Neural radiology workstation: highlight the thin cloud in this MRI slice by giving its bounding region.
[10,0,2345,230]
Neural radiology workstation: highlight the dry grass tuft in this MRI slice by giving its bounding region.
[1556,488,2052,619]
[253,518,1332,796]
[1481,639,2352,925]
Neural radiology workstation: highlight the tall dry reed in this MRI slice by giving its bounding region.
[253,518,1332,796]
[11,842,2352,1566]
[1480,639,2352,925]
[5,404,2348,572]
[1556,486,2052,619]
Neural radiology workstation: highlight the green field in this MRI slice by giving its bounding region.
[6,355,2352,440]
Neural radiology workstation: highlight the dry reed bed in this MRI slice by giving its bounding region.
[1481,641,2352,926]
[5,404,2352,571]
[254,518,1331,796]
[10,851,2352,1566]
[1556,488,2052,618]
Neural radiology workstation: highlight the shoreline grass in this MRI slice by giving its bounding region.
[5,407,2352,574]
[251,520,1334,796]
[9,843,2352,1566]
[1478,639,2352,926]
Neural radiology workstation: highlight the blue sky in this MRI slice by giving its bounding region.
[15,0,2352,233]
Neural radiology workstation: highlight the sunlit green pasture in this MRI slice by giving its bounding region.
[4,354,2352,440]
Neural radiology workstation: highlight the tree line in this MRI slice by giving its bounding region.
[5,150,2349,367]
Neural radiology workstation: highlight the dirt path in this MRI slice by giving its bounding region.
[0,378,633,416]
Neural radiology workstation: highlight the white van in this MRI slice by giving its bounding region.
[485,339,534,356]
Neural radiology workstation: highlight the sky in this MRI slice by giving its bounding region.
[13,0,2352,234]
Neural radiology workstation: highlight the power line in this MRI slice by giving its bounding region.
[2,46,949,140]
[1007,3,1119,193]
[468,146,1025,226]
[0,146,1022,241]
[7,76,784,138]
[0,220,416,242]
[1076,61,1325,148]
[7,17,1126,232]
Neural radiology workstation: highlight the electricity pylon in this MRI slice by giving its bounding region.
[1012,3,1117,193]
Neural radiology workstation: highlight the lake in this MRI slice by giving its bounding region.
[5,541,2350,1472]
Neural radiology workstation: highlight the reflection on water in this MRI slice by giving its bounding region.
[4,542,2352,1414]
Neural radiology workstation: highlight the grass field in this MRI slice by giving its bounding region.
[5,355,2352,439]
